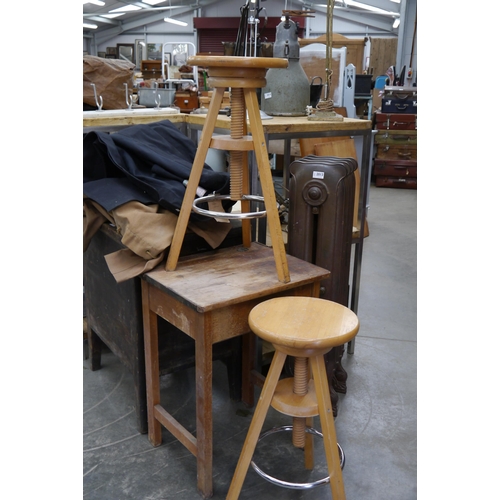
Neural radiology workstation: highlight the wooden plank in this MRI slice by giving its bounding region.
[83,110,185,129]
[153,405,198,456]
[369,38,398,78]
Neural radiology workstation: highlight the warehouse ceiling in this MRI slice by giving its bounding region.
[83,0,402,38]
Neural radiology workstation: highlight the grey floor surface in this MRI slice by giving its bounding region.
[83,184,417,499]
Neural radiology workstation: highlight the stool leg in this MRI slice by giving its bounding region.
[310,354,346,500]
[304,416,314,470]
[166,88,225,272]
[226,350,287,500]
[243,89,290,283]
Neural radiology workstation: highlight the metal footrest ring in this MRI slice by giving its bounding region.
[192,194,276,220]
[250,425,345,490]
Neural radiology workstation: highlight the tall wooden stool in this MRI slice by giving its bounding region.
[165,55,291,283]
[226,296,359,499]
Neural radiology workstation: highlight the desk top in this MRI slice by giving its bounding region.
[143,243,330,313]
[83,109,371,134]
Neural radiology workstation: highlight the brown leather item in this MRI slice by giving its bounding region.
[375,175,417,189]
[375,144,417,161]
[373,111,417,190]
[373,159,417,178]
[174,90,199,113]
[375,130,417,146]
[375,112,417,130]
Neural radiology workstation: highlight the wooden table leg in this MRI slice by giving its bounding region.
[195,324,214,498]
[142,281,162,446]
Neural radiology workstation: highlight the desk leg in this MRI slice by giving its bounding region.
[141,281,162,447]
[196,325,214,498]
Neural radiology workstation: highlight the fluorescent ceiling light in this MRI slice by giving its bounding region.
[392,18,400,28]
[390,0,401,3]
[343,0,398,15]
[83,1,105,5]
[102,13,124,18]
[109,4,142,13]
[83,23,98,29]
[164,17,188,26]
[142,0,166,4]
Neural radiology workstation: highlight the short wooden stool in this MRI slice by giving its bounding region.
[226,296,359,499]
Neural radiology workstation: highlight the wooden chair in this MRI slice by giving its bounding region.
[226,296,359,499]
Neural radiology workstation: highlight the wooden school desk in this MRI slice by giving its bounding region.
[141,242,330,498]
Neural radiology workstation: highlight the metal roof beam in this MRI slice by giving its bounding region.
[297,1,396,33]
[84,15,121,26]
[93,0,220,43]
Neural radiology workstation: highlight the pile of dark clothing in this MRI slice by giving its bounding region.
[83,119,234,281]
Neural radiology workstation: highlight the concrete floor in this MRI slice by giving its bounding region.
[83,184,417,499]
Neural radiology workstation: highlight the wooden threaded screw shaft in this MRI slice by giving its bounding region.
[229,87,244,200]
[292,357,309,448]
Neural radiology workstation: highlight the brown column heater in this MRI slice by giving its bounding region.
[287,155,357,413]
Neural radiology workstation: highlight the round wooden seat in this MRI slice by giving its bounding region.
[249,296,359,356]
[187,55,289,70]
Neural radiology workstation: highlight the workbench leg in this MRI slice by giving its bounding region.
[87,327,103,371]
[241,332,255,407]
[196,327,214,498]
[142,281,162,447]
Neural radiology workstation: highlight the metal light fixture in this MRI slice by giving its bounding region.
[164,17,188,26]
[83,23,98,29]
[164,0,188,27]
